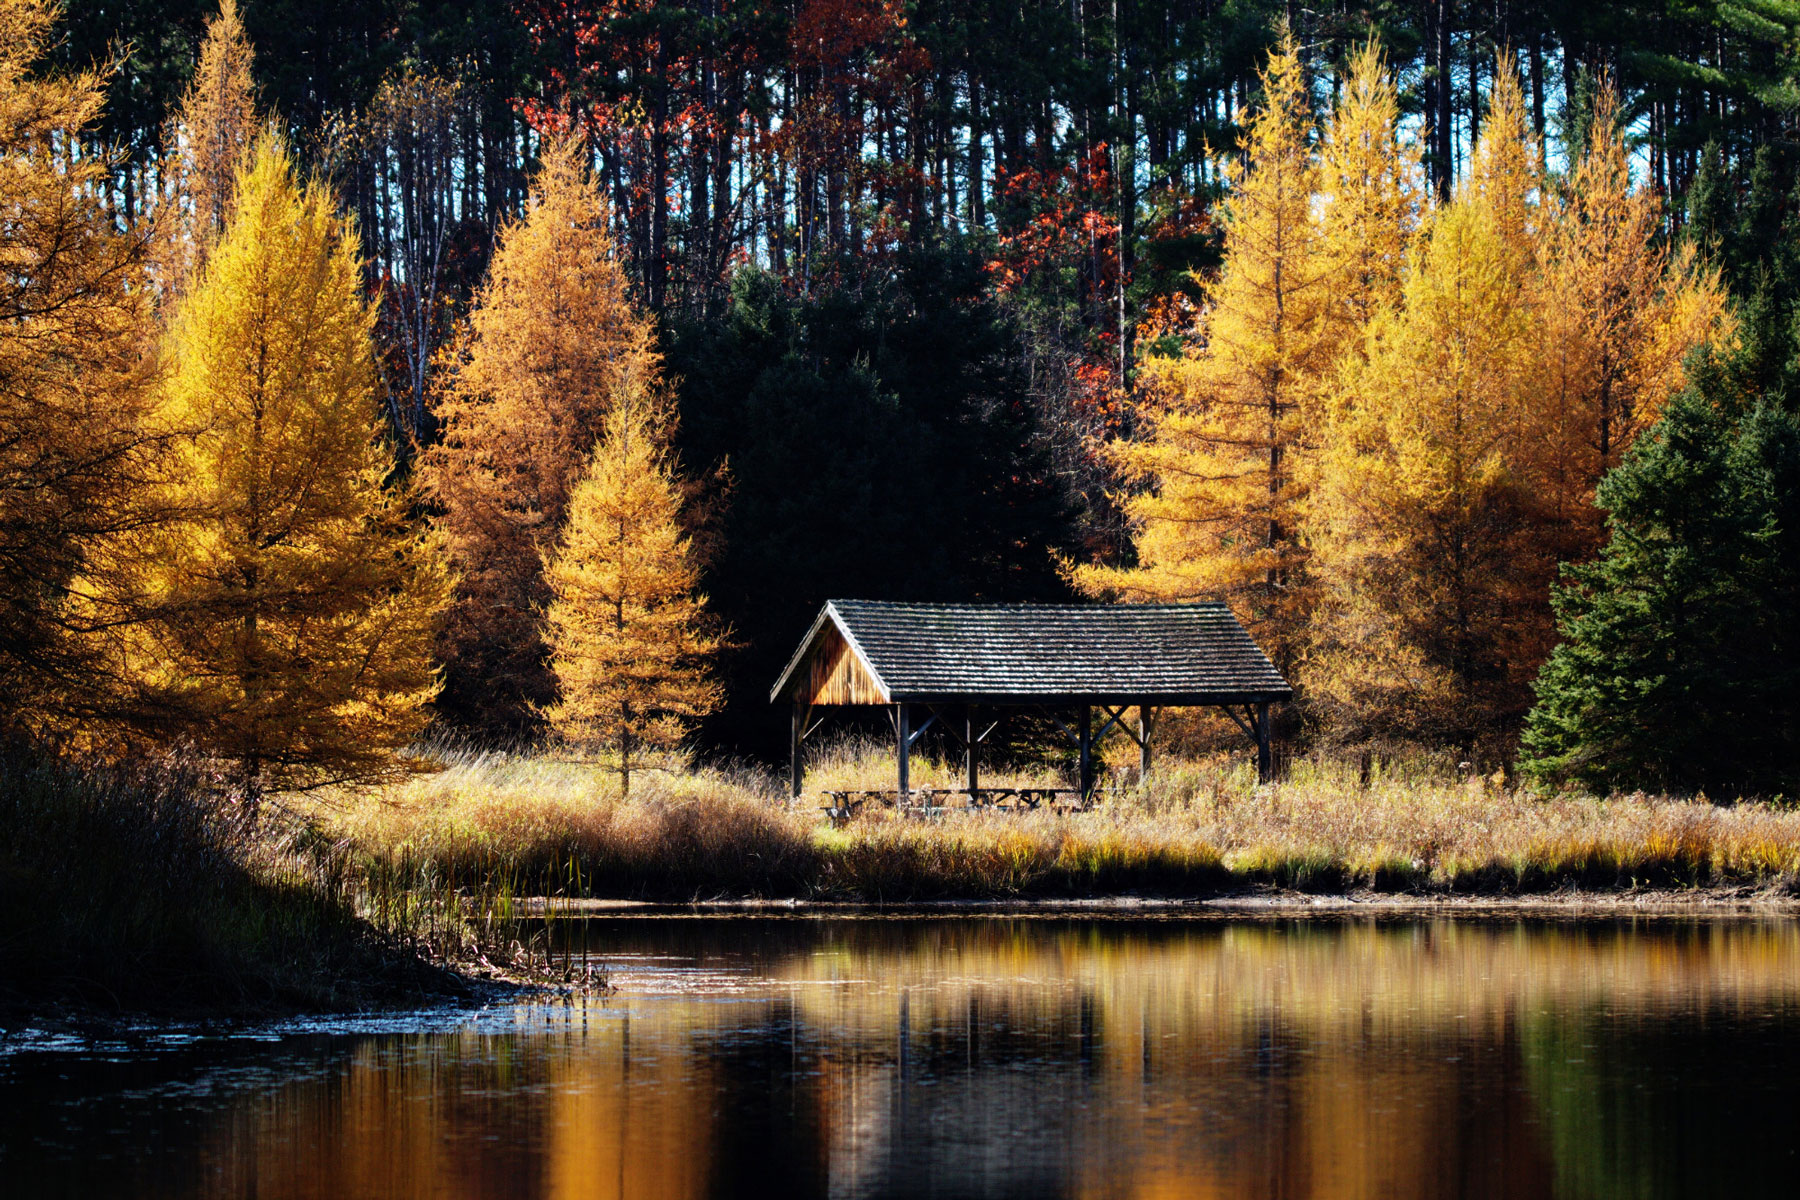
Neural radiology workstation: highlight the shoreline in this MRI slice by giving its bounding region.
[530,885,1800,917]
[8,891,1793,1034]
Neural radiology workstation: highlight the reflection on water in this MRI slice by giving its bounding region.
[5,915,1800,1199]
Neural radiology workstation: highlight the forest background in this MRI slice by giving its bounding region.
[22,0,1800,792]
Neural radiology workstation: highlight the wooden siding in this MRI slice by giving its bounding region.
[803,624,888,705]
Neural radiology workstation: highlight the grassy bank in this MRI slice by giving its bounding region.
[311,742,1800,904]
[0,746,505,1015]
[20,736,1794,1018]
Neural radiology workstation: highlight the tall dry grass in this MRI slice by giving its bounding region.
[0,743,467,1012]
[307,740,1800,903]
[1142,754,1800,890]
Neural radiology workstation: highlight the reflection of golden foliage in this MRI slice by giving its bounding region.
[765,919,1800,1200]
[769,919,1800,1038]
[175,918,1800,1200]
[543,1020,714,1200]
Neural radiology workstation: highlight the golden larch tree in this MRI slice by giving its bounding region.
[1076,34,1330,667]
[420,134,661,732]
[1530,82,1729,550]
[542,392,721,793]
[1309,71,1548,748]
[156,0,257,295]
[1464,58,1540,262]
[0,0,163,729]
[122,140,450,799]
[1317,39,1422,348]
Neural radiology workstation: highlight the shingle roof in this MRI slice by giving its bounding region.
[771,600,1292,705]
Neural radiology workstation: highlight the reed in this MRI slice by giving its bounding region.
[15,737,1796,1014]
[309,740,1800,903]
[0,743,493,1013]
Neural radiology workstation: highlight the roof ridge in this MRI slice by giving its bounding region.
[828,598,1230,609]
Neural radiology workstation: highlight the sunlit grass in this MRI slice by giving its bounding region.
[305,740,1800,904]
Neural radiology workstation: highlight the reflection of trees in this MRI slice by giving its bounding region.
[1520,1002,1800,1200]
[181,1018,718,1200]
[726,917,1800,1200]
[776,929,1558,1200]
[10,919,1800,1199]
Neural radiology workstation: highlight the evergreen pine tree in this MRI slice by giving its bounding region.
[122,140,450,800]
[542,393,720,793]
[1522,360,1800,797]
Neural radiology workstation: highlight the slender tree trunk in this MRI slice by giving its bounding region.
[968,74,985,229]
[828,79,848,253]
[909,78,928,239]
[1529,26,1547,164]
[1427,0,1453,199]
[1115,0,1133,387]
[772,90,789,273]
[1468,33,1482,149]
[712,70,737,305]
[649,40,669,311]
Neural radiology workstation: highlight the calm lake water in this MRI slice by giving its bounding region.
[4,913,1800,1199]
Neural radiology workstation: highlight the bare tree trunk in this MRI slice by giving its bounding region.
[968,73,985,229]
[1529,24,1547,162]
[1426,0,1454,200]
[1468,32,1482,149]
[648,40,669,311]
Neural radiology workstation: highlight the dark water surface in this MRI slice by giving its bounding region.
[4,914,1800,1199]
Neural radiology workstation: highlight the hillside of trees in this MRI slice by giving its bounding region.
[5,0,1799,797]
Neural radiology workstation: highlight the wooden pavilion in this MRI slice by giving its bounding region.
[770,600,1292,806]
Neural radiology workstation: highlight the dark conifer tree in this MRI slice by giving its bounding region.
[1522,354,1800,797]
[671,248,1079,753]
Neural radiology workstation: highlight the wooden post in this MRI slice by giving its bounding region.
[1255,701,1272,784]
[896,702,910,798]
[1077,705,1093,799]
[790,701,804,799]
[1138,705,1153,782]
[965,705,978,799]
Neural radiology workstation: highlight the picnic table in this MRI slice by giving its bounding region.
[818,786,1098,824]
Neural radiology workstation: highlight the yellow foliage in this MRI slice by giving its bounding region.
[120,139,450,796]
[1529,83,1730,548]
[542,394,721,793]
[1076,33,1330,667]
[1310,81,1547,744]
[1317,40,1423,344]
[1463,60,1540,260]
[1078,46,1721,748]
[1305,61,1720,747]
[0,0,162,728]
[156,0,258,296]
[421,134,661,730]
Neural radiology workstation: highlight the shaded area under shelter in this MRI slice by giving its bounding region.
[770,600,1293,812]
